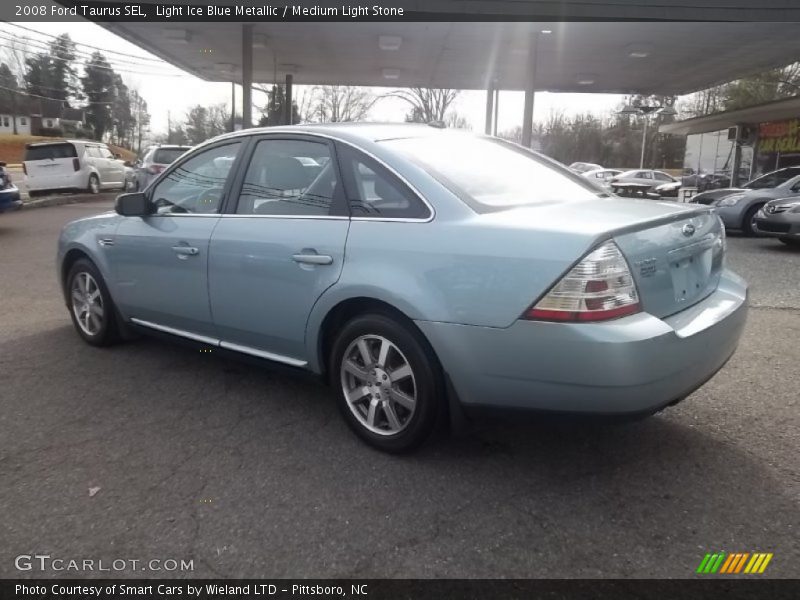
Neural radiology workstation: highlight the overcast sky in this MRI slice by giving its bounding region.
[0,20,625,136]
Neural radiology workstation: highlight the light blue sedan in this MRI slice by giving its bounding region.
[57,124,748,452]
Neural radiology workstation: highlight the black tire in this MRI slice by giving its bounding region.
[329,312,444,453]
[779,236,800,247]
[65,258,119,346]
[741,204,763,236]
[87,174,100,195]
[28,190,42,198]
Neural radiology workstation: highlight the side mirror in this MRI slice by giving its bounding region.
[115,192,151,217]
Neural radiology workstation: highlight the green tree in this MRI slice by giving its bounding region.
[0,63,20,134]
[257,84,301,126]
[111,74,133,147]
[24,33,80,103]
[81,52,115,140]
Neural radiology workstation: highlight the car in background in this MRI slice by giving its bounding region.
[753,197,800,247]
[690,166,800,235]
[134,145,191,191]
[23,140,127,197]
[611,169,678,189]
[568,162,603,174]
[0,161,22,213]
[57,124,747,453]
[653,180,682,198]
[582,168,622,183]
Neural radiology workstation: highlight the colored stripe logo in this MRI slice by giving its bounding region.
[696,552,773,574]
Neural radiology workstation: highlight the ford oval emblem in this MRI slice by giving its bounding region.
[682,223,696,237]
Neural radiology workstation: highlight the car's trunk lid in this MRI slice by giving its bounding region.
[612,209,724,318]
[478,198,725,320]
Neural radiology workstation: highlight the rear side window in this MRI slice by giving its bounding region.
[236,138,338,217]
[153,148,189,165]
[25,143,77,161]
[338,144,430,220]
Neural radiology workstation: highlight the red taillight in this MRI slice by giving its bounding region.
[523,240,641,323]
[73,158,80,171]
[148,164,165,175]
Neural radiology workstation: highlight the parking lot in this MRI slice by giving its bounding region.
[0,200,798,579]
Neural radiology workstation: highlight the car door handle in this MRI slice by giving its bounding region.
[292,253,333,266]
[172,245,199,257]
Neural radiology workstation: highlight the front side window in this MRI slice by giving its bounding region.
[236,138,337,216]
[654,172,672,182]
[382,134,599,213]
[150,142,242,215]
[99,146,114,159]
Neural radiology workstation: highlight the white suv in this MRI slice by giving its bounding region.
[23,140,126,196]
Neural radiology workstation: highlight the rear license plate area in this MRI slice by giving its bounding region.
[668,243,713,304]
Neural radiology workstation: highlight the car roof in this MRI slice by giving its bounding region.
[152,144,192,149]
[26,139,102,147]
[211,122,459,146]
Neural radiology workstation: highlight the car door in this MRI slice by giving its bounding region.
[99,145,125,186]
[111,140,244,339]
[208,135,350,364]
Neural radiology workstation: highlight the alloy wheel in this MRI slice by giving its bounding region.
[340,334,417,436]
[71,272,104,336]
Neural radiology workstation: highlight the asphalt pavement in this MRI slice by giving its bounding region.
[0,201,798,579]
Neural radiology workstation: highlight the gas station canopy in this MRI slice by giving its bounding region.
[102,21,800,95]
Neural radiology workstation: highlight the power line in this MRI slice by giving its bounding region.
[0,82,113,105]
[0,29,176,71]
[5,22,167,65]
[0,42,182,78]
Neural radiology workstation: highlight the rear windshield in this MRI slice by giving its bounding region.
[381,135,600,213]
[153,148,189,165]
[25,143,77,161]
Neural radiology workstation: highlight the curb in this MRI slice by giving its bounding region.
[22,193,116,210]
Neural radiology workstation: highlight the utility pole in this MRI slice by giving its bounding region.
[167,110,172,144]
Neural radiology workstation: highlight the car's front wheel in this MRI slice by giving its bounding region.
[66,259,119,346]
[741,204,763,236]
[330,313,444,453]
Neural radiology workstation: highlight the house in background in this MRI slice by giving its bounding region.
[0,94,91,137]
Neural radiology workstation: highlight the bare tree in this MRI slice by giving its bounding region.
[444,111,471,130]
[308,85,377,122]
[388,87,460,123]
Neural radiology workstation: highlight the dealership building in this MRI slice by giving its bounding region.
[661,95,800,185]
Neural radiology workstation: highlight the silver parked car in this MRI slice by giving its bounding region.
[57,124,747,452]
[610,169,679,190]
[690,167,800,235]
[753,197,800,246]
[134,144,192,191]
[568,162,603,174]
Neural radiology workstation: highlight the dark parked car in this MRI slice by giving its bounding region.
[0,162,22,213]
[690,167,800,235]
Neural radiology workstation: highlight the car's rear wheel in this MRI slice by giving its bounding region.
[329,313,443,453]
[87,174,100,194]
[741,204,763,236]
[66,259,118,346]
[779,236,800,247]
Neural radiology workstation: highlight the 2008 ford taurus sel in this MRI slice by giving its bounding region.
[57,124,747,452]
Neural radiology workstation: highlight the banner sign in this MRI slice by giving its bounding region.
[758,118,800,153]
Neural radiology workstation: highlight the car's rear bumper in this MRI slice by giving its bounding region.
[416,269,747,415]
